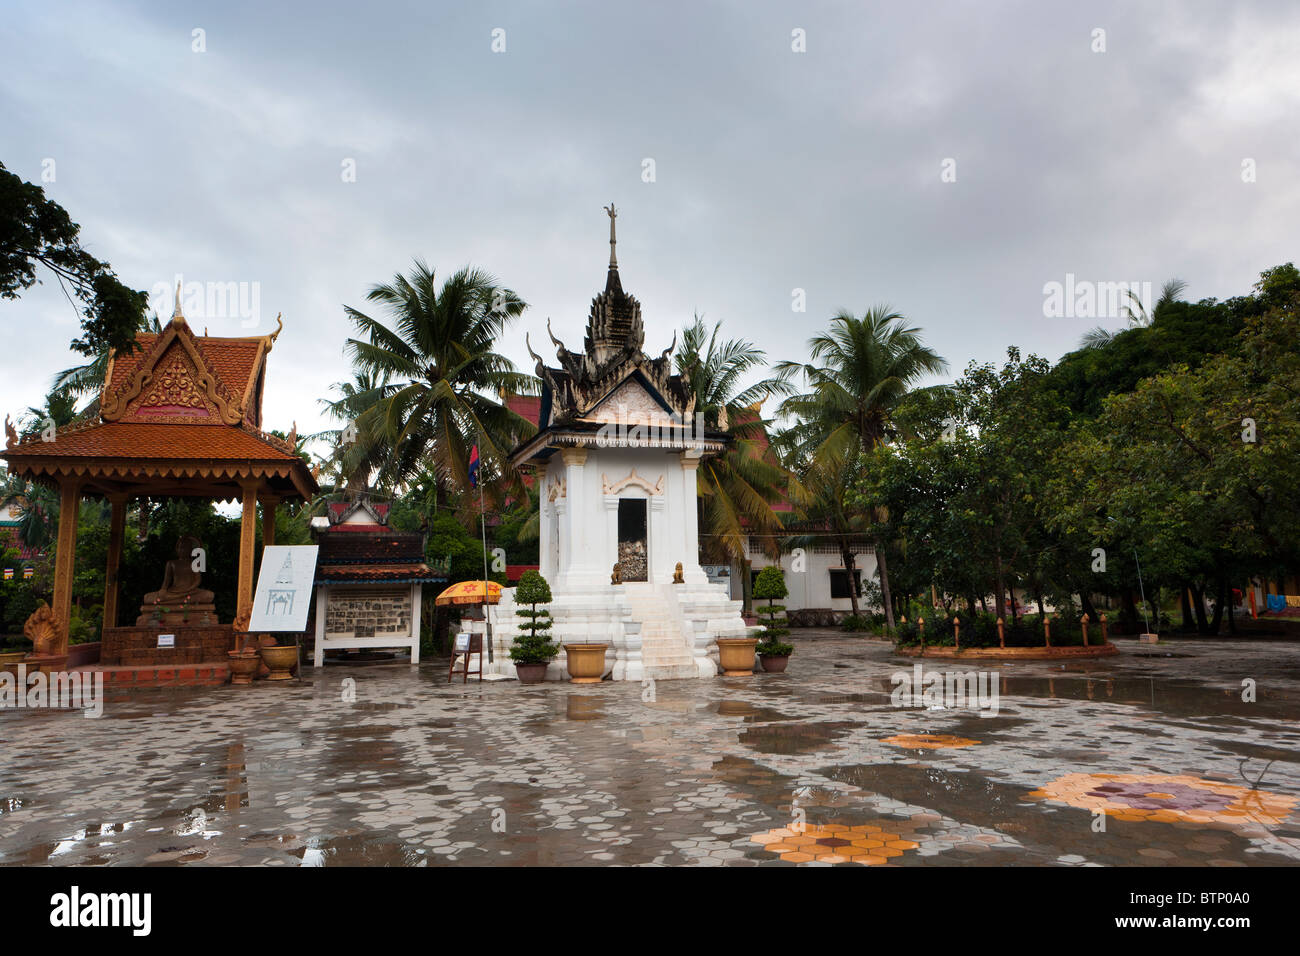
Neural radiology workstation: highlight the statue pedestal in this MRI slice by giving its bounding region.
[135,605,218,627]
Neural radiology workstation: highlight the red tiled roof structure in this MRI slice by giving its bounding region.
[314,497,445,585]
[3,310,316,501]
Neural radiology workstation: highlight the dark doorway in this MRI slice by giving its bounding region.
[617,498,648,581]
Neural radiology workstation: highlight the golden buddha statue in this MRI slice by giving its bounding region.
[137,535,218,625]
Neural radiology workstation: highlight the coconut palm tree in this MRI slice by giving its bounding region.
[674,315,794,610]
[342,261,537,500]
[776,306,947,629]
[1077,278,1187,350]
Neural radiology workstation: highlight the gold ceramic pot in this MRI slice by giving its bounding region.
[563,643,608,683]
[716,637,759,676]
[228,650,261,685]
[258,644,298,681]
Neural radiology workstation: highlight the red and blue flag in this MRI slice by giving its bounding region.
[468,445,480,488]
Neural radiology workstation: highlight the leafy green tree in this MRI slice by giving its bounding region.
[342,261,535,497]
[1,162,149,357]
[777,306,947,627]
[510,570,558,665]
[675,314,792,606]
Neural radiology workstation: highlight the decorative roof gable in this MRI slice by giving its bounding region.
[100,294,281,428]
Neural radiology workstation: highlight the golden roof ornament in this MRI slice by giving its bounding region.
[171,280,187,326]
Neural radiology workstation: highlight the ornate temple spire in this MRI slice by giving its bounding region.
[171,280,187,326]
[603,202,623,296]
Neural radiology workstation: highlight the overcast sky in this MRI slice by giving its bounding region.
[2,0,1297,442]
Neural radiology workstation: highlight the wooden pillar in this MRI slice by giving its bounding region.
[51,478,82,655]
[261,495,279,548]
[102,494,127,631]
[237,482,259,618]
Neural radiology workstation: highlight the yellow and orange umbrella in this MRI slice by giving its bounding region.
[435,580,503,606]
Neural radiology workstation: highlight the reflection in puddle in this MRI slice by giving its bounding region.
[742,721,853,755]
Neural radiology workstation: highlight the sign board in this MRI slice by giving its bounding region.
[157,633,175,648]
[249,545,319,632]
[454,632,471,653]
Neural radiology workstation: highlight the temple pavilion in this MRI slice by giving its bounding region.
[2,292,317,670]
[485,205,755,681]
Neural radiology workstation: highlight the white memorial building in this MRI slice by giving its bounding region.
[486,206,755,680]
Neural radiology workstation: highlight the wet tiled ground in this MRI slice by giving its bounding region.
[2,634,1299,866]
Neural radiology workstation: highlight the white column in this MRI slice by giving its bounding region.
[410,582,422,665]
[559,445,591,586]
[679,450,708,586]
[313,585,329,667]
[649,494,667,585]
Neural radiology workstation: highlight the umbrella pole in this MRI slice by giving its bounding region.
[480,476,493,663]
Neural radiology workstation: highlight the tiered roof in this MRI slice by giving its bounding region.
[313,496,444,585]
[3,294,316,501]
[513,205,728,465]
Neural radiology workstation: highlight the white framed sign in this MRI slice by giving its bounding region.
[249,545,320,632]
[157,633,175,648]
[454,632,471,653]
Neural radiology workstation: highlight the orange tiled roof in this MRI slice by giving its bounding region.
[4,422,301,462]
[105,333,265,404]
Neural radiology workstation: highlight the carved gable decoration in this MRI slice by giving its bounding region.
[601,467,665,496]
[103,323,244,425]
[581,376,677,426]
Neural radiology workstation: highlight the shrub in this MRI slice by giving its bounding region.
[840,613,871,632]
[753,566,792,656]
[510,570,559,665]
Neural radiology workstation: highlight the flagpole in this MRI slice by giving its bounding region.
[478,452,494,663]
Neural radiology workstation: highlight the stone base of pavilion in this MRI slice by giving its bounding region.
[101,624,235,666]
[484,580,759,682]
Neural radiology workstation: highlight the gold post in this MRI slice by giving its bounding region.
[953,616,961,650]
[996,617,1005,648]
[1081,613,1090,646]
[102,494,127,631]
[237,482,259,618]
[1044,615,1052,647]
[261,495,279,548]
[50,478,82,657]
[1100,613,1108,645]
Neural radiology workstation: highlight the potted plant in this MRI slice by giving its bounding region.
[510,570,559,684]
[753,565,793,672]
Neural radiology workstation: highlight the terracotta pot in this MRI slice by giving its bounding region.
[258,644,299,681]
[514,662,549,684]
[563,643,608,683]
[759,654,790,673]
[716,637,758,676]
[228,650,261,685]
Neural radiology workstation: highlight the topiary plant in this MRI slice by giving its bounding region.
[510,570,559,665]
[752,565,793,657]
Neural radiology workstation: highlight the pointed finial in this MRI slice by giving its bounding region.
[172,280,186,325]
[269,312,283,343]
[603,202,618,269]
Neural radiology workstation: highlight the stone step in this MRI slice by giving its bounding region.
[643,662,699,681]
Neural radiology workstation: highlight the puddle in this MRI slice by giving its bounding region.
[741,721,854,755]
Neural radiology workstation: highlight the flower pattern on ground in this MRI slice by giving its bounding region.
[881,733,979,750]
[750,822,921,864]
[1027,773,1297,826]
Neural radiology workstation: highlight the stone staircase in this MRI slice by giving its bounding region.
[622,584,698,680]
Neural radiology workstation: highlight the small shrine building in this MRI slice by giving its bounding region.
[2,293,317,668]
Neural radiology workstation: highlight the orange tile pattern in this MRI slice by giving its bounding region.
[107,334,264,401]
[882,733,980,750]
[750,823,922,865]
[5,421,301,461]
[1027,772,1298,826]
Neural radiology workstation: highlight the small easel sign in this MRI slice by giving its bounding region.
[448,632,483,683]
